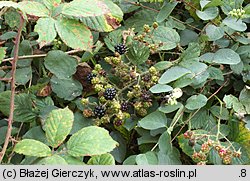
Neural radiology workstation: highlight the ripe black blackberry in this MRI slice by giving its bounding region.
[86,73,96,83]
[94,105,105,118]
[141,90,151,101]
[121,102,129,112]
[114,43,127,55]
[114,119,123,126]
[104,88,116,100]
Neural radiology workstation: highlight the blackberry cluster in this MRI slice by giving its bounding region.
[114,43,127,55]
[86,73,96,83]
[121,102,129,112]
[104,88,117,100]
[141,91,151,101]
[94,105,105,118]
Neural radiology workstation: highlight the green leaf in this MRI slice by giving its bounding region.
[125,9,157,32]
[110,131,127,163]
[5,67,32,85]
[158,66,191,84]
[223,95,246,114]
[14,93,37,122]
[158,102,182,114]
[50,76,83,101]
[235,123,250,159]
[62,0,110,18]
[239,88,250,114]
[185,94,208,110]
[70,112,93,135]
[0,32,17,41]
[158,131,172,153]
[0,1,18,9]
[88,153,115,165]
[0,91,11,116]
[79,1,123,32]
[139,111,167,130]
[14,139,52,157]
[196,7,219,20]
[153,26,180,50]
[44,50,77,79]
[34,18,56,48]
[43,0,61,11]
[136,151,158,165]
[126,41,150,65]
[0,47,7,64]
[213,49,241,65]
[149,84,173,94]
[55,18,93,51]
[190,109,208,129]
[180,43,200,61]
[18,1,49,17]
[67,126,118,157]
[0,126,18,145]
[154,61,173,71]
[222,17,247,32]
[180,29,198,46]
[157,148,182,165]
[23,126,49,145]
[45,107,74,148]
[156,2,178,22]
[104,29,123,52]
[205,24,224,41]
[210,106,230,120]
[207,67,224,81]
[62,155,85,165]
[38,154,68,165]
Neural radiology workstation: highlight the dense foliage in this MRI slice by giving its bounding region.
[0,0,250,165]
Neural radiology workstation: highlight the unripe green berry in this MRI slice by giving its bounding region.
[149,66,157,75]
[94,84,104,92]
[127,91,134,99]
[99,96,107,103]
[91,77,100,84]
[94,64,102,71]
[133,84,141,91]
[137,108,147,117]
[153,22,158,29]
[151,75,159,83]
[81,98,89,105]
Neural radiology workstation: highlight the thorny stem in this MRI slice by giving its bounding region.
[171,80,229,143]
[0,13,24,163]
[1,49,83,63]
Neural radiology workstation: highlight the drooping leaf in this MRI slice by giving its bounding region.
[14,139,52,157]
[88,153,115,165]
[55,18,93,51]
[139,111,167,130]
[185,94,208,110]
[34,18,57,48]
[44,50,77,79]
[45,107,74,148]
[67,126,118,157]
